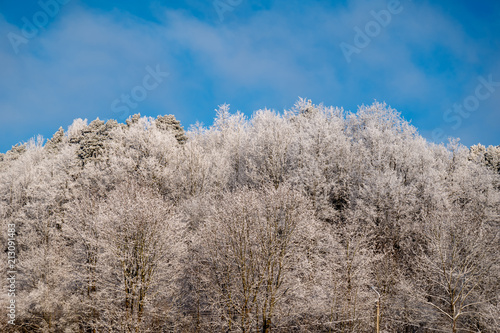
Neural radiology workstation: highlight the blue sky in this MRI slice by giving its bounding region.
[0,0,499,153]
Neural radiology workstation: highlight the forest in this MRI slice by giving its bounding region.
[0,99,499,332]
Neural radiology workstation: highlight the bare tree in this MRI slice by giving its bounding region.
[199,185,310,332]
[96,181,184,332]
[410,210,499,332]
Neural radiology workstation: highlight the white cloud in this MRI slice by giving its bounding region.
[0,0,498,151]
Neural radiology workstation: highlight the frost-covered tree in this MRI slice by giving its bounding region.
[410,210,499,332]
[470,144,500,174]
[70,118,117,166]
[155,114,188,144]
[198,186,310,332]
[44,127,66,153]
[1,100,498,332]
[247,109,297,189]
[95,181,183,332]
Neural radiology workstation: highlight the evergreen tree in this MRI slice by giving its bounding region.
[155,114,188,144]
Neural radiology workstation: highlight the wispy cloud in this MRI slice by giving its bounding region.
[0,0,498,152]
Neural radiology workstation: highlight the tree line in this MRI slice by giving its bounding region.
[1,99,499,332]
